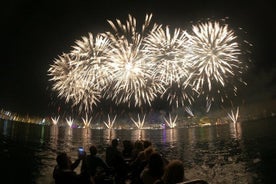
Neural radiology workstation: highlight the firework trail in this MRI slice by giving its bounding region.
[186,21,245,104]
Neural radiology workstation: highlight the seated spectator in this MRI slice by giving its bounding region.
[142,140,152,149]
[122,140,134,160]
[179,179,209,184]
[129,146,155,184]
[140,151,165,184]
[53,152,81,184]
[155,159,208,184]
[83,145,112,184]
[131,140,144,160]
[105,138,128,184]
[162,159,186,184]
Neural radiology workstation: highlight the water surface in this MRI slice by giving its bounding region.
[0,117,275,184]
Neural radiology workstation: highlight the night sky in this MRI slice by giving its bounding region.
[1,0,275,116]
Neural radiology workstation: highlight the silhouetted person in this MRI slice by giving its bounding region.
[143,140,152,149]
[122,139,134,160]
[161,159,185,184]
[131,140,144,160]
[140,151,165,184]
[53,152,81,184]
[130,146,155,184]
[105,138,127,184]
[155,159,209,184]
[82,145,111,184]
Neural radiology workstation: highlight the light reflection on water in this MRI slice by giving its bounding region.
[1,117,275,184]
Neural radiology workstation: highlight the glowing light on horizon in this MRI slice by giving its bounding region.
[51,116,60,125]
[131,114,146,129]
[163,114,178,128]
[228,107,239,124]
[82,114,92,128]
[103,114,117,129]
[65,117,74,127]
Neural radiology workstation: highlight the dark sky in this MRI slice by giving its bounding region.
[1,0,275,116]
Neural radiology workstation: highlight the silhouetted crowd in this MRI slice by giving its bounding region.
[53,138,208,184]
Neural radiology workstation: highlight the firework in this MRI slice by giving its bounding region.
[103,114,117,129]
[48,33,112,112]
[163,113,178,128]
[228,106,239,124]
[48,14,248,115]
[82,114,92,128]
[102,14,163,107]
[143,25,194,107]
[130,114,146,129]
[51,116,60,125]
[186,21,245,104]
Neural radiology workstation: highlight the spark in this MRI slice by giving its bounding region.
[184,106,194,117]
[206,99,212,113]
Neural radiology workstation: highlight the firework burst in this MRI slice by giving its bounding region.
[102,14,163,107]
[48,14,248,115]
[143,25,194,107]
[48,33,112,113]
[186,21,245,104]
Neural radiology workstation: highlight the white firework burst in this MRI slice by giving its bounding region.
[186,21,244,103]
[48,33,112,113]
[48,14,249,115]
[103,14,163,107]
[143,25,194,107]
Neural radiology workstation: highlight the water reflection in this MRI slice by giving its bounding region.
[104,129,116,142]
[135,129,145,140]
[1,117,276,183]
[49,125,58,151]
[229,122,242,140]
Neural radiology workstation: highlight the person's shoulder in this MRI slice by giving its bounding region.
[179,179,209,184]
[154,179,165,184]
[140,167,150,176]
[54,169,77,178]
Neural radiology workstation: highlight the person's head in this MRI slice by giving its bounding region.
[163,159,185,184]
[89,145,97,155]
[134,140,144,150]
[148,151,164,177]
[143,140,152,149]
[56,152,70,169]
[123,140,133,149]
[144,146,155,161]
[111,138,119,147]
